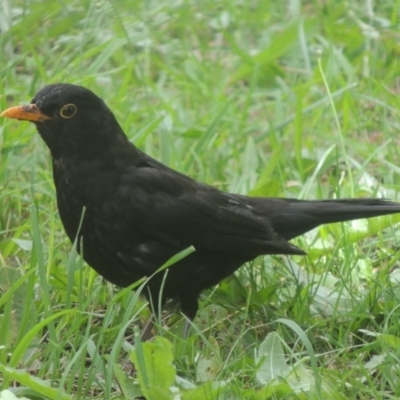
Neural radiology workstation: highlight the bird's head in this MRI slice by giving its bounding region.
[1,83,126,158]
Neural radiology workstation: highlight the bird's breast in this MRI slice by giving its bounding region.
[53,158,101,241]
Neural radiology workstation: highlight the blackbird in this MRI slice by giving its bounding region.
[2,83,400,334]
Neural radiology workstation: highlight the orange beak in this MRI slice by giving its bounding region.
[1,104,51,122]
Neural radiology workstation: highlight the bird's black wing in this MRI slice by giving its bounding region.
[91,162,304,274]
[142,188,304,256]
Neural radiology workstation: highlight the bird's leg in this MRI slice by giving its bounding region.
[140,314,155,341]
[140,289,162,341]
[183,318,192,339]
[180,293,199,338]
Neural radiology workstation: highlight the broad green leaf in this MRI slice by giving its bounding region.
[131,337,176,400]
[255,332,289,384]
[0,366,72,400]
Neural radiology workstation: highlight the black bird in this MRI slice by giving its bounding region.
[2,83,400,335]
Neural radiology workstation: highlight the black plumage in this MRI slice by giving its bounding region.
[2,83,400,330]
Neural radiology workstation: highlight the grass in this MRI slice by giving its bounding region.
[2,0,400,398]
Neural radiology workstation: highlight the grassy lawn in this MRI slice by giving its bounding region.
[2,0,400,399]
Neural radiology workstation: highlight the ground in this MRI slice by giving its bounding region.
[1,1,400,399]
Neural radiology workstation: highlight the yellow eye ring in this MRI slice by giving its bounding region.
[60,104,77,119]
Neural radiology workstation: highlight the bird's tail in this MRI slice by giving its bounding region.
[248,198,400,241]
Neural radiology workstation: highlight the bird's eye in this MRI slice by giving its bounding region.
[60,104,77,119]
